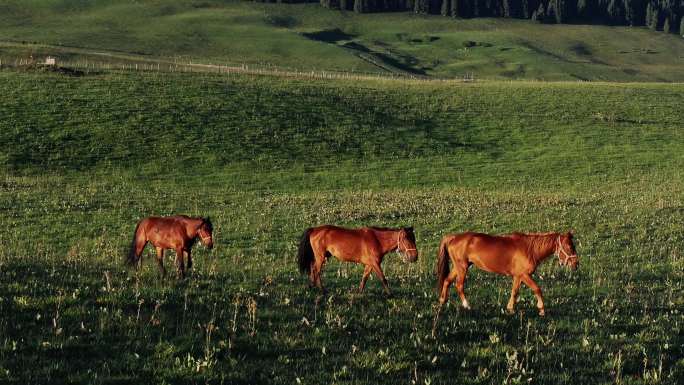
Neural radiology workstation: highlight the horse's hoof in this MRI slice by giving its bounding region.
[538,309,546,317]
[506,308,515,315]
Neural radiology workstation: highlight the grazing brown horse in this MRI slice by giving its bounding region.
[127,215,214,279]
[297,225,418,295]
[436,231,578,316]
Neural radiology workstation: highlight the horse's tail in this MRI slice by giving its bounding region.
[297,228,315,275]
[436,236,452,293]
[126,220,145,267]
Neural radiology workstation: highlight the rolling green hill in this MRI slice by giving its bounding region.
[1,1,684,80]
[1,67,683,384]
[1,1,684,384]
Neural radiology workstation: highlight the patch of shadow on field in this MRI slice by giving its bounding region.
[570,73,590,81]
[301,28,355,44]
[302,29,427,76]
[519,40,610,68]
[570,42,592,56]
[569,42,610,65]
[519,41,568,62]
[342,41,371,53]
[501,64,527,78]
[372,51,427,75]
[265,14,300,29]
[396,33,441,44]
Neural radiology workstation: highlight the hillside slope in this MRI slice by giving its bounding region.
[1,68,683,189]
[1,67,683,384]
[1,1,684,80]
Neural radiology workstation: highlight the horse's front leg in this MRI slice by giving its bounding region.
[155,247,167,278]
[175,247,186,279]
[369,262,390,296]
[520,274,545,316]
[185,250,193,271]
[506,276,522,314]
[358,265,372,293]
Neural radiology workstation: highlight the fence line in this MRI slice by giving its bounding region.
[0,55,480,84]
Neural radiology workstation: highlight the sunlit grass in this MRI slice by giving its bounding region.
[0,68,682,384]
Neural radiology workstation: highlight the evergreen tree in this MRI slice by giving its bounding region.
[522,0,530,18]
[651,7,660,29]
[414,0,430,13]
[547,1,558,22]
[606,0,626,24]
[663,15,671,32]
[531,2,546,21]
[501,0,510,17]
[441,0,451,15]
[451,0,461,16]
[280,0,684,34]
[554,0,565,23]
[646,2,660,28]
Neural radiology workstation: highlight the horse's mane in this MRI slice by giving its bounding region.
[511,232,558,262]
[203,217,213,231]
[169,215,212,230]
[368,226,398,231]
[506,231,557,237]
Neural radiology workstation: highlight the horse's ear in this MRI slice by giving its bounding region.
[406,226,414,232]
[568,229,574,237]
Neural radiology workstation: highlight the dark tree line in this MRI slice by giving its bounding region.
[258,0,684,34]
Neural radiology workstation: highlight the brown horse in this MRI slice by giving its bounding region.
[127,215,214,279]
[436,231,578,316]
[297,225,418,295]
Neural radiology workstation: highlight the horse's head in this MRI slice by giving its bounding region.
[397,227,418,263]
[556,231,578,270]
[198,217,214,250]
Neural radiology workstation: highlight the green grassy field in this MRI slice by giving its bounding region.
[2,1,684,80]
[1,66,683,384]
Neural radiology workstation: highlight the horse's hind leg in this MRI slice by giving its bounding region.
[358,265,372,293]
[155,247,167,278]
[313,259,326,291]
[438,269,459,305]
[506,276,522,314]
[454,264,470,310]
[311,249,327,291]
